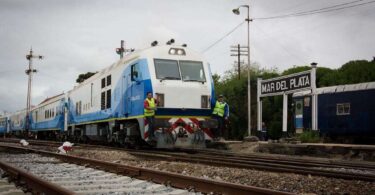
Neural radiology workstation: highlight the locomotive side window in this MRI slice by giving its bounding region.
[131,64,139,81]
[107,75,111,86]
[106,90,111,109]
[336,103,350,115]
[101,92,106,110]
[154,59,180,80]
[101,78,106,88]
[180,61,206,82]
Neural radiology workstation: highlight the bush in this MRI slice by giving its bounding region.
[298,130,321,143]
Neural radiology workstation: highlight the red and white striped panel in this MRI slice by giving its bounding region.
[144,117,213,140]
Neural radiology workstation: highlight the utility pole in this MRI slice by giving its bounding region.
[116,40,135,59]
[25,48,43,136]
[230,44,248,79]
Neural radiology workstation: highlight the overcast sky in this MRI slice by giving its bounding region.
[0,0,374,113]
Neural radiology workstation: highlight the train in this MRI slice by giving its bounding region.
[0,41,218,148]
[293,81,375,142]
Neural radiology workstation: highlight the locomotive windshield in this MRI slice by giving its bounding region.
[154,59,181,80]
[180,61,206,82]
[154,59,205,82]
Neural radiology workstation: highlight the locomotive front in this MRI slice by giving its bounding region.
[143,45,217,148]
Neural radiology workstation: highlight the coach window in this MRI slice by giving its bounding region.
[101,78,106,88]
[337,103,350,115]
[154,59,180,80]
[76,103,78,115]
[79,101,82,115]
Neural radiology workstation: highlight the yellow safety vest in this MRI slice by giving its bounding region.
[144,98,156,117]
[212,101,226,117]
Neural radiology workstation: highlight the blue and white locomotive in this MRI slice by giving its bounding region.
[4,41,218,148]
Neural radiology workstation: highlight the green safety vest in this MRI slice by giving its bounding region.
[212,101,226,117]
[144,98,156,117]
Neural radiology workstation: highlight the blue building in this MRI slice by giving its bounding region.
[293,82,375,139]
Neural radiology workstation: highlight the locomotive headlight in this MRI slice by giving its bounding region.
[169,48,186,55]
[169,49,176,55]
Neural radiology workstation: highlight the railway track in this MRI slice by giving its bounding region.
[0,144,292,195]
[0,152,192,195]
[1,138,375,181]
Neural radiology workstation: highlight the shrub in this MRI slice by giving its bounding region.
[298,130,321,143]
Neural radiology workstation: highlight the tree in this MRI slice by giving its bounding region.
[76,72,97,83]
[336,60,375,85]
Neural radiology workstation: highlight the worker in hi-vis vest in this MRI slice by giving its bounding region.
[212,94,229,140]
[144,92,157,141]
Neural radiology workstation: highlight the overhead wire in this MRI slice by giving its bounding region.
[253,0,375,20]
[202,21,245,53]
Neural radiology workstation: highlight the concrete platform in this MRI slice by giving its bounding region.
[258,142,375,161]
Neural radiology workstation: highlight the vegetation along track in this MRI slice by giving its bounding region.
[2,138,375,181]
[0,144,292,195]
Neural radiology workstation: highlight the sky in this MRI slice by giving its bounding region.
[0,0,374,113]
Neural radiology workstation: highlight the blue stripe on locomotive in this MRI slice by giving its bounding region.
[294,89,375,136]
[68,58,152,124]
[207,63,216,107]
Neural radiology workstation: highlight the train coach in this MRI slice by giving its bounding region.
[6,41,218,148]
[0,115,8,134]
[29,94,66,139]
[293,81,375,142]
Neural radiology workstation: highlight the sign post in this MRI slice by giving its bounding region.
[257,67,316,137]
[257,78,262,132]
[311,63,318,131]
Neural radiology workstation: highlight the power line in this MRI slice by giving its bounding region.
[254,0,375,20]
[202,21,245,53]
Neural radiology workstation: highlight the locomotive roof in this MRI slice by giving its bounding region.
[293,81,375,97]
[68,45,203,92]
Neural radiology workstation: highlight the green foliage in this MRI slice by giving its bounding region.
[76,72,97,83]
[298,130,321,143]
[336,60,375,84]
[282,66,310,75]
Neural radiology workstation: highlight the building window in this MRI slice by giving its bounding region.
[101,78,106,88]
[106,89,111,109]
[337,103,350,115]
[107,75,111,86]
[101,92,106,110]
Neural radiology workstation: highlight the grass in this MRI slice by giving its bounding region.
[298,130,321,143]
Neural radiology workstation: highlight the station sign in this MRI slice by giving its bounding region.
[260,71,311,96]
